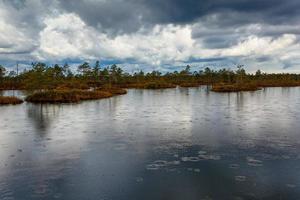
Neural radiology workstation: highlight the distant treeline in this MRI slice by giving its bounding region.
[1,61,300,90]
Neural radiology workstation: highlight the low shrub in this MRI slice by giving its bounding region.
[25,90,113,103]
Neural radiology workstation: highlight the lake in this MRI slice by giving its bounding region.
[1,87,300,200]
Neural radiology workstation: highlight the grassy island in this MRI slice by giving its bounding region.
[25,88,127,103]
[211,83,260,92]
[0,96,23,105]
[97,87,128,95]
[179,82,202,87]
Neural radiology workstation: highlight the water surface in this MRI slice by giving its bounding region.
[1,87,300,200]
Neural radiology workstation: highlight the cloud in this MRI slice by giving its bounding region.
[0,0,300,72]
[58,0,300,33]
[37,13,195,66]
[37,13,98,60]
[221,34,297,57]
[0,6,37,65]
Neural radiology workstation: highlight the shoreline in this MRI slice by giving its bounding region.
[2,84,300,105]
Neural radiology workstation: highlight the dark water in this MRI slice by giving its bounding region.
[1,87,300,200]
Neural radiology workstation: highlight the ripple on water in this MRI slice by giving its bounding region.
[0,184,13,200]
[146,160,181,170]
[198,154,221,161]
[247,157,263,167]
[181,156,201,162]
[187,167,201,173]
[235,176,246,182]
[198,151,207,155]
[168,160,181,165]
[146,160,168,170]
[229,164,240,169]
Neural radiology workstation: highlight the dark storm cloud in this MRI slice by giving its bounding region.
[142,0,289,24]
[58,0,148,34]
[58,0,300,34]
[3,0,26,9]
[1,0,300,71]
[3,0,300,42]
[1,0,56,37]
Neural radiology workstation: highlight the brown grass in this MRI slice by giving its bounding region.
[0,96,24,105]
[257,81,300,87]
[55,83,90,90]
[97,87,127,95]
[143,82,176,89]
[118,83,145,89]
[25,90,114,103]
[179,82,202,87]
[211,83,260,92]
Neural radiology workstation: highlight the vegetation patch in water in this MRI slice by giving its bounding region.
[97,86,127,95]
[179,82,202,87]
[0,96,23,105]
[25,89,126,103]
[211,83,260,92]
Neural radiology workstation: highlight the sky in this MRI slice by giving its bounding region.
[0,0,300,73]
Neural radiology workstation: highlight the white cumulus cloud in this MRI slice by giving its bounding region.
[37,13,195,65]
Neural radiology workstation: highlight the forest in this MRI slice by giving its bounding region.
[1,61,300,90]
